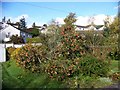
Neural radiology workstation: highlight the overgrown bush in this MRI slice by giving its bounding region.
[14,44,48,72]
[44,55,109,81]
[11,48,20,60]
[79,55,110,77]
[109,72,120,81]
[108,50,119,60]
[26,37,42,43]
[44,58,81,81]
[54,13,89,60]
[6,47,16,60]
[9,35,25,44]
[30,28,39,37]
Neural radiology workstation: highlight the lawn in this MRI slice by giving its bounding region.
[0,63,2,90]
[109,60,119,74]
[2,60,65,89]
[1,59,119,89]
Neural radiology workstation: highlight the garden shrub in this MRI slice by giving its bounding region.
[109,72,120,81]
[26,37,42,43]
[44,58,81,81]
[54,22,88,60]
[108,50,119,60]
[11,48,20,60]
[14,44,48,72]
[55,26,86,60]
[6,47,16,60]
[9,35,25,44]
[79,55,110,77]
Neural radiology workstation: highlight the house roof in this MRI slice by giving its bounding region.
[76,24,104,29]
[94,25,104,29]
[13,26,31,34]
[0,22,3,30]
[5,23,33,36]
[76,25,91,28]
[26,28,33,31]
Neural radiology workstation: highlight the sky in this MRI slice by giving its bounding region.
[1,2,119,27]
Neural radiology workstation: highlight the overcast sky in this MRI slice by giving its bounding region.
[1,2,118,27]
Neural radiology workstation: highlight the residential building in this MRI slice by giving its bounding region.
[0,22,32,43]
[75,24,105,31]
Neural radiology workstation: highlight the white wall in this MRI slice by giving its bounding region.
[0,24,20,41]
[0,43,42,62]
[0,44,6,62]
[5,43,42,48]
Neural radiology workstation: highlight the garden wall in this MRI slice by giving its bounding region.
[0,44,6,62]
[0,43,42,62]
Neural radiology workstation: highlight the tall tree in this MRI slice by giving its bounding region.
[19,17,26,30]
[32,22,36,28]
[64,12,77,26]
[103,15,111,37]
[7,19,11,24]
[30,28,39,37]
[55,13,87,59]
[110,15,120,58]
[45,19,60,59]
[102,15,119,46]
[30,22,39,37]
[2,16,6,23]
[109,16,119,34]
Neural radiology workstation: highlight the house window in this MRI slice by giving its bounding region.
[6,32,10,38]
[8,32,10,37]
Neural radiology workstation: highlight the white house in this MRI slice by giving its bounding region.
[75,25,105,31]
[0,22,32,43]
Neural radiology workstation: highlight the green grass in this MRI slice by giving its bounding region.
[2,59,119,88]
[109,60,119,74]
[0,63,2,90]
[2,60,65,88]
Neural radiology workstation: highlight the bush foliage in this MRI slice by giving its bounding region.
[10,13,111,82]
[54,13,89,60]
[79,55,110,77]
[11,48,21,60]
[43,55,110,81]
[26,37,42,43]
[6,47,16,60]
[14,44,48,72]
[108,50,119,60]
[9,35,25,44]
[44,58,81,81]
